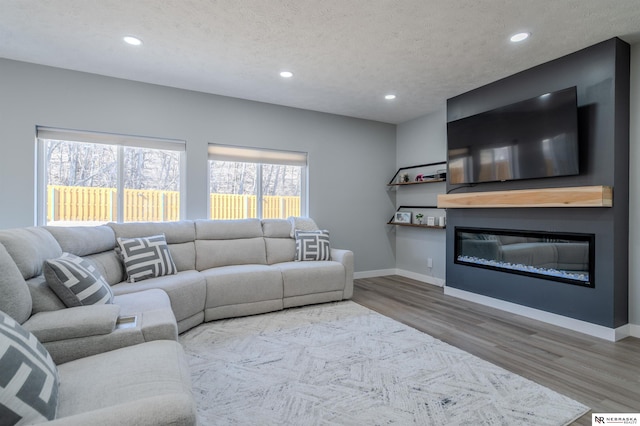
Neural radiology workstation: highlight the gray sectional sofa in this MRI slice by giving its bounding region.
[0,218,354,425]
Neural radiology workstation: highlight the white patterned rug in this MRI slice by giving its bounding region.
[180,301,589,425]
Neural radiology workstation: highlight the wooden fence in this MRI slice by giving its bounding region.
[47,185,300,223]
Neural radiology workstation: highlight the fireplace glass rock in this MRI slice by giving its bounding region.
[455,227,594,287]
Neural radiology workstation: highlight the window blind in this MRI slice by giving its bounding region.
[208,144,307,166]
[36,127,185,151]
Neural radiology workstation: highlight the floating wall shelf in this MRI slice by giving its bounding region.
[437,185,613,208]
[388,178,446,187]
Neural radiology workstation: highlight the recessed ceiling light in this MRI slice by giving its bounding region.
[123,36,143,46]
[385,94,396,100]
[280,71,293,78]
[510,32,530,43]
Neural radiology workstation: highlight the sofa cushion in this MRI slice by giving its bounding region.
[262,219,292,238]
[0,243,32,324]
[117,234,177,283]
[295,230,331,261]
[195,218,263,240]
[0,227,62,280]
[167,242,196,272]
[275,261,346,297]
[55,340,195,424]
[25,276,66,313]
[262,219,296,264]
[45,225,116,257]
[264,238,296,265]
[0,310,59,424]
[195,238,267,270]
[44,253,114,307]
[111,270,206,324]
[83,250,125,285]
[201,264,284,309]
[108,221,196,244]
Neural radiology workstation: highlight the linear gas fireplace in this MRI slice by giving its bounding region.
[455,227,595,287]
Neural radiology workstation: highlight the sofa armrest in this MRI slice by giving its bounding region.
[22,304,120,343]
[331,248,354,299]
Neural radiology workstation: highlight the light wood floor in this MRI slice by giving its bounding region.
[352,275,640,425]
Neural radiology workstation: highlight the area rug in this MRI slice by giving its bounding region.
[180,301,589,425]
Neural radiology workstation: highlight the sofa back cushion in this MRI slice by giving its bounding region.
[0,243,32,324]
[26,276,67,313]
[0,227,62,280]
[83,250,125,285]
[195,219,267,270]
[45,225,127,284]
[108,221,196,271]
[45,225,116,257]
[262,219,295,264]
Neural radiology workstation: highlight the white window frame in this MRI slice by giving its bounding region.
[36,126,186,225]
[207,143,308,218]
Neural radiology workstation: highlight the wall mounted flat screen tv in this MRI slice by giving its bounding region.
[447,86,579,185]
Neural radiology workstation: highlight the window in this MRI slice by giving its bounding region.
[37,127,185,226]
[208,144,307,219]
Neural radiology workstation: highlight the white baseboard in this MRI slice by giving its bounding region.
[354,269,445,287]
[395,269,445,287]
[354,269,397,279]
[353,271,639,341]
[444,286,629,342]
[629,323,640,339]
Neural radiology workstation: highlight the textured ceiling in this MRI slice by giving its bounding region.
[1,0,640,124]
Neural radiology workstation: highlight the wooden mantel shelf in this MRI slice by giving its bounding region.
[437,185,612,208]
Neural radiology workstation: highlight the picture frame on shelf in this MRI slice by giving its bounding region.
[394,212,412,224]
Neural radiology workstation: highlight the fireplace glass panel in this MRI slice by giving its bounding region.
[454,227,594,287]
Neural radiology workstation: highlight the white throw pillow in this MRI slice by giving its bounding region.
[288,216,319,238]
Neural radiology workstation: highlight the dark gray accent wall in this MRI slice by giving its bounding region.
[445,38,630,328]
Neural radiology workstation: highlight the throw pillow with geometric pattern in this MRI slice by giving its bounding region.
[294,230,331,261]
[116,234,177,283]
[0,310,59,425]
[44,253,114,308]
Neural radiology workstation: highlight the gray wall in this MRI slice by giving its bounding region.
[395,109,447,283]
[0,58,397,273]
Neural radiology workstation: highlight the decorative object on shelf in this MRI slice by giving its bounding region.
[438,216,446,227]
[387,206,445,229]
[388,161,447,186]
[427,217,436,226]
[394,212,412,224]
